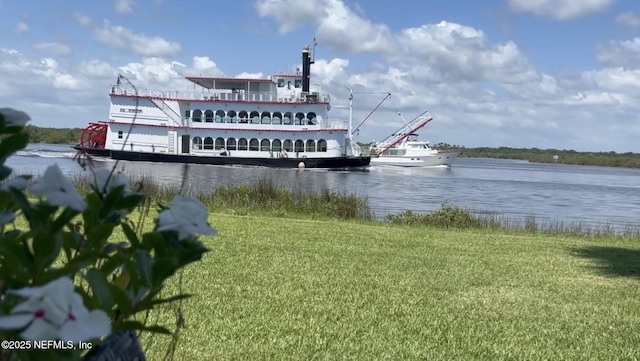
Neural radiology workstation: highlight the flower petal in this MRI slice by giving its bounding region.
[20,318,60,341]
[29,164,87,212]
[1,176,29,191]
[0,313,33,330]
[59,310,111,343]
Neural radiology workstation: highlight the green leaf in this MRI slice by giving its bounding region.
[32,233,62,271]
[133,250,154,288]
[151,258,178,286]
[141,232,166,255]
[116,192,144,211]
[0,165,12,181]
[85,223,115,250]
[85,269,114,311]
[120,221,141,247]
[109,283,133,316]
[51,207,80,233]
[0,232,34,274]
[0,132,29,160]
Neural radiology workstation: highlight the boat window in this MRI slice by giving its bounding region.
[294,112,305,125]
[215,110,225,123]
[260,139,270,151]
[294,79,301,88]
[294,140,304,152]
[283,139,293,152]
[185,110,191,118]
[117,131,123,139]
[239,111,248,123]
[249,138,259,151]
[307,112,317,125]
[228,110,237,123]
[272,112,282,124]
[238,138,248,150]
[277,79,285,87]
[272,139,282,152]
[192,136,203,150]
[203,137,214,150]
[192,109,202,122]
[215,137,225,150]
[204,110,214,123]
[287,81,291,90]
[305,140,315,152]
[283,112,292,125]
[261,111,271,124]
[317,139,327,152]
[226,138,237,151]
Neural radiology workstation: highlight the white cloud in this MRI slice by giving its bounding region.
[4,0,640,152]
[235,72,264,79]
[616,12,640,27]
[256,0,394,54]
[253,0,640,151]
[93,20,181,57]
[508,0,614,20]
[33,42,71,56]
[115,0,134,13]
[596,38,640,69]
[73,12,92,28]
[16,22,28,33]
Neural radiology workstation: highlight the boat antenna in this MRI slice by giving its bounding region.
[344,85,354,145]
[312,37,317,62]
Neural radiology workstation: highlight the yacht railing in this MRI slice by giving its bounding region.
[110,87,331,104]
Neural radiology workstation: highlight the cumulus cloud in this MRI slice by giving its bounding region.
[33,42,72,56]
[508,0,614,20]
[16,22,28,33]
[93,20,181,57]
[115,0,134,13]
[596,38,640,69]
[616,12,640,27]
[4,0,640,152]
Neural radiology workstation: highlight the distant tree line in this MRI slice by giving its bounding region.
[23,126,640,168]
[432,143,640,168]
[24,125,82,145]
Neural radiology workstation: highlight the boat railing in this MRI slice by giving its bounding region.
[178,117,347,130]
[111,87,330,104]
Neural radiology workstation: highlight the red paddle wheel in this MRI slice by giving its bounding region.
[79,123,108,148]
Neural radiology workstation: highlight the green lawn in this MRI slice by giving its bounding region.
[126,214,640,360]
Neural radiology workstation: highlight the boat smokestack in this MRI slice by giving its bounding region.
[302,46,312,93]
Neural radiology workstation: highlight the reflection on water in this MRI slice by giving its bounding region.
[7,143,640,229]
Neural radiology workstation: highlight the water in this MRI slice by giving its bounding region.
[8,143,640,230]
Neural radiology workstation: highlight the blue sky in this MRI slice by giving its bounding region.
[1,0,640,151]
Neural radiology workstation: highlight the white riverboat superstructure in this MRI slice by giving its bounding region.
[74,46,370,169]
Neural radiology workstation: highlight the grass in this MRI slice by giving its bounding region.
[127,213,640,360]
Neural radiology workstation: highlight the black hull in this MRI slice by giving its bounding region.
[72,146,371,169]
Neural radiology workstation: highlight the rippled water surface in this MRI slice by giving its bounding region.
[9,143,640,229]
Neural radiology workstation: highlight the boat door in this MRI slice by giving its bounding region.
[181,135,190,154]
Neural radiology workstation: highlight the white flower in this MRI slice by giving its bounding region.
[0,108,30,127]
[93,169,130,195]
[29,164,87,212]
[1,175,30,191]
[157,196,217,239]
[0,277,111,343]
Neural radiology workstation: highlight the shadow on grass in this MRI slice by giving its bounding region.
[572,246,640,278]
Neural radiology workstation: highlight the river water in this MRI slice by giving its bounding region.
[8,143,640,231]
